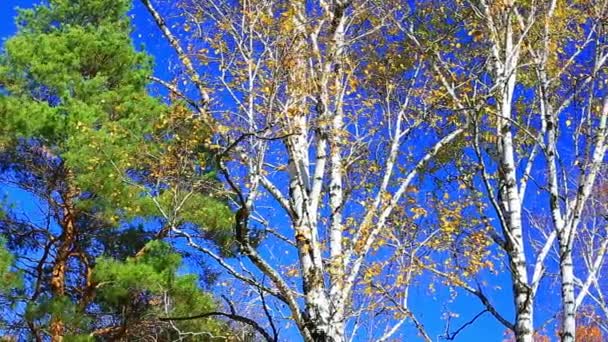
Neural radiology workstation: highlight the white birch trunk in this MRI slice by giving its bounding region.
[495,17,534,342]
[559,244,576,342]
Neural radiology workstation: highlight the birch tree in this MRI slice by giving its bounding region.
[140,0,473,340]
[523,1,608,340]
[398,1,608,341]
[465,1,607,341]
[394,1,544,340]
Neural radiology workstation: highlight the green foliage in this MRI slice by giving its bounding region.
[0,0,234,236]
[94,241,227,337]
[94,241,182,306]
[0,0,161,225]
[172,192,235,245]
[0,239,20,292]
[25,296,90,331]
[0,0,233,239]
[16,0,132,32]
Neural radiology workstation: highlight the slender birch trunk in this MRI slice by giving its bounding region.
[559,244,576,342]
[492,8,534,341]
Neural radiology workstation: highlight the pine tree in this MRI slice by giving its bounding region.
[0,0,234,340]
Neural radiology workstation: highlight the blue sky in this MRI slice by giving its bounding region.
[0,1,565,341]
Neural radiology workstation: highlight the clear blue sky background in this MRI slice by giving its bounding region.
[0,1,562,341]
